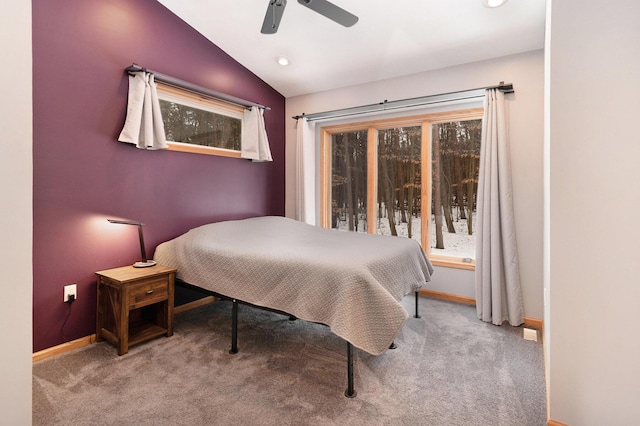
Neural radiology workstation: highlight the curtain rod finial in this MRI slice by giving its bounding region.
[497,82,514,94]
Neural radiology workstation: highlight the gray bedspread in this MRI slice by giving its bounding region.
[154,216,434,355]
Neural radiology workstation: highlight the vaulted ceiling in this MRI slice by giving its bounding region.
[158,0,546,97]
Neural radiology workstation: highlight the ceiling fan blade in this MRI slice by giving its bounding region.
[261,0,287,34]
[297,0,358,27]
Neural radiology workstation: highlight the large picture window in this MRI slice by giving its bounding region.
[156,83,244,158]
[320,108,483,269]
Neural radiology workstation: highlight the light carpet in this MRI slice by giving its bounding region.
[33,296,546,425]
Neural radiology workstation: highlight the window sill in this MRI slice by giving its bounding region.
[429,256,475,271]
[167,142,242,158]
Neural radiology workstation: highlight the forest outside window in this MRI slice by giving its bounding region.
[319,108,483,269]
[156,83,244,158]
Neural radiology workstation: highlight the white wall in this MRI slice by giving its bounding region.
[286,50,545,319]
[0,2,33,425]
[547,0,640,423]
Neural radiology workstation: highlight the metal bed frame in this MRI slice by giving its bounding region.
[177,279,421,398]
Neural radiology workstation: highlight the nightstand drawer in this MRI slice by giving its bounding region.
[128,277,169,309]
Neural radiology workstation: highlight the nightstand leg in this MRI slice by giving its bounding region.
[166,272,175,337]
[96,278,104,343]
[118,290,129,356]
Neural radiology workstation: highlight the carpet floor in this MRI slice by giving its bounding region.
[33,296,547,425]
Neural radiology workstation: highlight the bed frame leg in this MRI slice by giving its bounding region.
[414,291,421,319]
[344,342,357,398]
[229,299,238,354]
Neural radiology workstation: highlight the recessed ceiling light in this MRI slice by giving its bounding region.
[276,56,289,66]
[483,0,508,7]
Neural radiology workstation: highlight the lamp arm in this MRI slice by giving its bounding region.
[107,218,156,267]
[137,224,148,262]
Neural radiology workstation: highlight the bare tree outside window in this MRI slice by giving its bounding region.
[159,100,242,151]
[430,119,482,259]
[377,126,422,241]
[330,130,368,232]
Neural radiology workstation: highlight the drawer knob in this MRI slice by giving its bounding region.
[146,290,154,295]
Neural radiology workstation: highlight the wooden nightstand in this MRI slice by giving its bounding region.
[96,264,176,355]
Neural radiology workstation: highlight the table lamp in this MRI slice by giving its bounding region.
[107,219,157,268]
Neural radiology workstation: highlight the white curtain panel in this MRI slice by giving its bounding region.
[295,117,316,224]
[475,89,524,326]
[118,72,168,150]
[241,107,273,162]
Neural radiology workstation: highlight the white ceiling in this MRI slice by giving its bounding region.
[158,0,546,98]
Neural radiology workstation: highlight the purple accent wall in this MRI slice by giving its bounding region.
[32,0,285,352]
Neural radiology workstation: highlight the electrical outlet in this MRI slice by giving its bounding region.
[63,284,77,303]
[523,327,538,341]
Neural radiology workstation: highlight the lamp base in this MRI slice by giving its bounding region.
[133,260,157,268]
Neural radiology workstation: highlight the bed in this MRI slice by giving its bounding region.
[154,216,434,396]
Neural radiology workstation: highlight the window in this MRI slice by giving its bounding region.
[156,83,244,158]
[320,108,483,269]
[330,130,368,232]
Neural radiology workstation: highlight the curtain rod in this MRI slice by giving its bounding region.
[292,82,513,121]
[125,64,270,111]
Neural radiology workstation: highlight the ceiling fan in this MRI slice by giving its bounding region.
[261,0,359,34]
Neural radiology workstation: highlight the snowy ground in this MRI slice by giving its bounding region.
[336,213,476,259]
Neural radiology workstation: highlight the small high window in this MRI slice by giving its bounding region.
[156,83,244,158]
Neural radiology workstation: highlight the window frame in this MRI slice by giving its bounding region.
[156,83,245,158]
[319,108,484,270]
